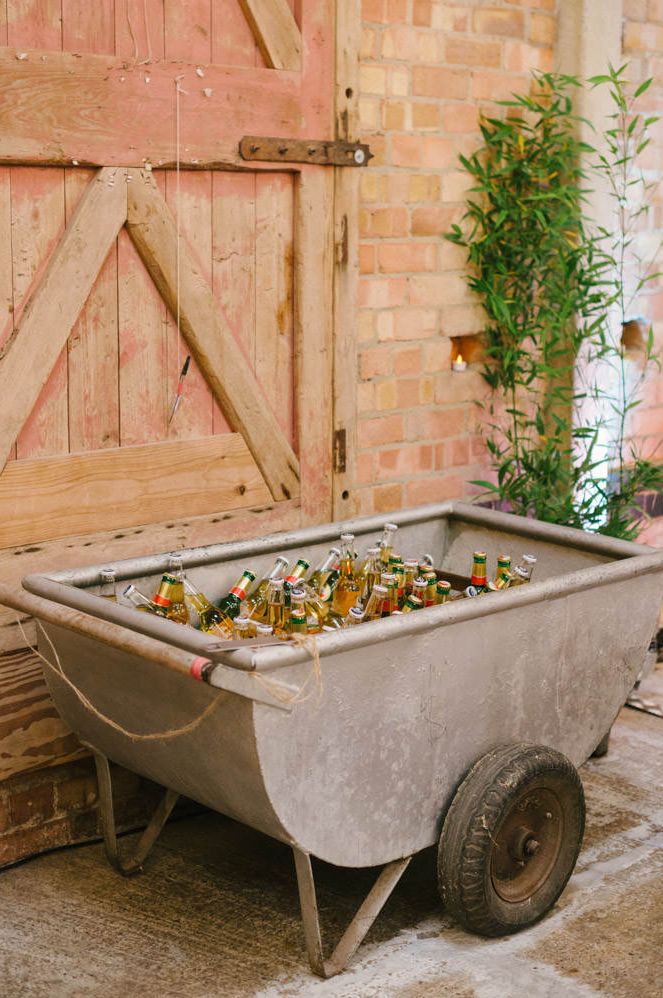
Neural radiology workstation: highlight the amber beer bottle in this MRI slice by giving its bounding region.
[343,606,365,627]
[401,594,424,613]
[284,559,310,587]
[469,551,488,594]
[332,534,361,617]
[267,578,287,635]
[244,555,289,619]
[363,583,388,622]
[196,569,256,638]
[436,580,451,604]
[165,555,190,625]
[495,554,511,586]
[379,522,399,565]
[288,604,309,635]
[151,573,188,624]
[123,583,168,617]
[183,577,225,633]
[307,548,340,593]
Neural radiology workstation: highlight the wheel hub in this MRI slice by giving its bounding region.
[490,787,564,903]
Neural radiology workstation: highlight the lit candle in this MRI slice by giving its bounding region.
[452,352,467,372]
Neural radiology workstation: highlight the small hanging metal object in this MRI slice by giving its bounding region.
[168,355,191,425]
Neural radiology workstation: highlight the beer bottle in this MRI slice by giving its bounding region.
[343,606,365,627]
[244,555,289,619]
[359,546,381,600]
[319,567,340,605]
[379,523,399,565]
[288,605,308,636]
[99,568,117,601]
[307,547,340,593]
[151,573,188,623]
[424,570,438,607]
[284,559,310,587]
[511,554,537,586]
[256,623,274,638]
[379,571,397,616]
[289,585,324,634]
[123,583,167,617]
[183,577,225,633]
[363,583,388,622]
[166,555,190,625]
[436,580,451,605]
[403,559,419,600]
[463,585,480,598]
[495,554,511,586]
[332,533,362,616]
[233,615,253,640]
[419,553,435,571]
[402,594,424,613]
[217,570,256,621]
[469,551,488,594]
[267,578,287,635]
[411,576,428,604]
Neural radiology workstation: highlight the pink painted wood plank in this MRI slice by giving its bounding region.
[61,0,114,54]
[164,169,215,441]
[65,169,119,452]
[114,0,164,61]
[211,171,257,435]
[164,0,211,62]
[211,0,261,68]
[0,3,7,43]
[0,53,310,168]
[255,172,295,445]
[6,0,63,50]
[118,171,167,447]
[11,167,68,459]
[0,167,14,462]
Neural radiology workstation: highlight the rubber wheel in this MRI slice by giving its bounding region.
[437,743,585,937]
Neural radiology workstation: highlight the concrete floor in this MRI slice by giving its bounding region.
[1,682,662,998]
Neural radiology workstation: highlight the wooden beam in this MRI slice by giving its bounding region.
[332,0,361,519]
[0,434,271,548]
[125,170,300,502]
[239,0,302,71]
[0,51,309,168]
[0,168,127,472]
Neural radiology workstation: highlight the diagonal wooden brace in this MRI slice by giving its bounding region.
[292,847,412,978]
[90,749,179,876]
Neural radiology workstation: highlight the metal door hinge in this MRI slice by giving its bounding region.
[333,428,347,473]
[240,136,373,167]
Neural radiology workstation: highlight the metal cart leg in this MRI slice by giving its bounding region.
[292,847,412,978]
[90,749,180,876]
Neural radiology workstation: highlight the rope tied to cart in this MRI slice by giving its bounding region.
[17,620,323,742]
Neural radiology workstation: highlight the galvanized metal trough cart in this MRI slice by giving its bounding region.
[4,501,663,978]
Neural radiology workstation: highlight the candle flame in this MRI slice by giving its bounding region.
[456,352,463,364]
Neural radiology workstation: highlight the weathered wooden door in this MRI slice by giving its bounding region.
[0,0,360,778]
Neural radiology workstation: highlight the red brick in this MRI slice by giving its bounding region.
[359,244,375,274]
[413,0,432,26]
[362,0,385,22]
[412,102,442,129]
[406,474,465,506]
[625,0,648,17]
[378,242,437,273]
[356,451,376,485]
[394,346,422,375]
[445,38,501,68]
[357,414,404,447]
[373,483,404,513]
[407,406,467,441]
[412,66,469,99]
[442,103,480,133]
[409,273,467,307]
[411,205,462,236]
[360,345,394,378]
[529,12,556,45]
[386,0,408,22]
[376,444,434,478]
[360,207,409,238]
[359,276,408,308]
[392,134,453,168]
[396,378,422,407]
[392,308,438,341]
[649,0,663,23]
[473,8,525,36]
[472,72,527,100]
[446,436,471,468]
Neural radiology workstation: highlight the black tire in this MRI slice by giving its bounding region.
[591,729,611,758]
[437,743,585,937]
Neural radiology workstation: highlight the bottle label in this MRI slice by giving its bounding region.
[230,585,248,600]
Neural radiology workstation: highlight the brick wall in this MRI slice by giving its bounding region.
[354,0,663,540]
[355,0,559,516]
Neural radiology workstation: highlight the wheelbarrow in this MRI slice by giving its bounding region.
[4,501,662,978]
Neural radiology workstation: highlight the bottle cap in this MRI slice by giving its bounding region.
[340,532,355,543]
[347,607,365,621]
[235,615,250,626]
[100,567,116,582]
[256,623,274,636]
[436,580,451,591]
[472,551,487,561]
[290,586,307,600]
[372,584,388,595]
[497,553,511,564]
[275,555,290,567]
[522,554,537,565]
[328,546,341,557]
[384,523,398,532]
[269,578,285,590]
